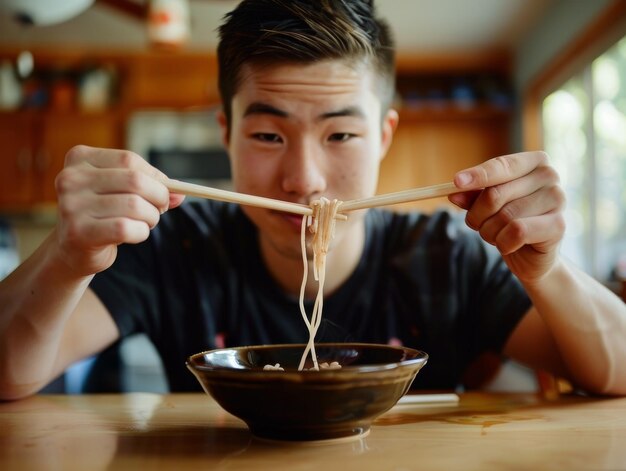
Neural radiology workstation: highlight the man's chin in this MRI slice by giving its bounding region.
[273,240,313,261]
[259,232,312,261]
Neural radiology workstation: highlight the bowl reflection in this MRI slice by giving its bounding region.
[186,343,428,442]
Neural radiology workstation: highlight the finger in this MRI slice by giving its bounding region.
[89,168,171,214]
[464,165,560,230]
[454,151,550,191]
[64,216,152,248]
[62,146,181,214]
[169,193,186,209]
[448,190,480,210]
[89,194,162,229]
[65,145,163,176]
[494,213,565,256]
[56,166,171,215]
[477,185,565,246]
[64,146,171,195]
[63,187,161,226]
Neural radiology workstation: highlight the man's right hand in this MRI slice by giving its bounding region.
[53,145,185,276]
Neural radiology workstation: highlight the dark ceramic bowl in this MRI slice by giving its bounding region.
[186,343,428,442]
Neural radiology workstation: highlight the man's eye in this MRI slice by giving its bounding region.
[328,133,355,142]
[253,133,283,143]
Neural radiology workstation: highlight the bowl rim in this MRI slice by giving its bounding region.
[186,342,429,374]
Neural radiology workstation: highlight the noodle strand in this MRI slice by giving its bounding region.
[298,197,342,371]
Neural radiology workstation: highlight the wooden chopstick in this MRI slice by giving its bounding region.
[396,393,460,406]
[164,179,459,218]
[339,182,459,212]
[165,179,315,216]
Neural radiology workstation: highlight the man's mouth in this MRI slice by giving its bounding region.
[273,210,307,231]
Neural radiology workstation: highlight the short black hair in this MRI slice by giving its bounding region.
[217,0,395,127]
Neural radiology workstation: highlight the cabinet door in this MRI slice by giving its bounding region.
[378,116,510,212]
[126,54,219,107]
[0,113,38,209]
[38,113,122,204]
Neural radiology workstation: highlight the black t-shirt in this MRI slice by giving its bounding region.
[90,200,531,392]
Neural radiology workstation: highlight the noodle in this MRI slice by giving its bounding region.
[297,197,342,371]
[263,197,343,371]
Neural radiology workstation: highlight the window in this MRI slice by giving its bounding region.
[542,35,626,281]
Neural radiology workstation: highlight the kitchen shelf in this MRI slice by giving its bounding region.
[397,102,511,121]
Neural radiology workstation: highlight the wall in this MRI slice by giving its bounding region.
[511,0,614,151]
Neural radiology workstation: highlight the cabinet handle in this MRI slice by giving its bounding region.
[16,148,33,173]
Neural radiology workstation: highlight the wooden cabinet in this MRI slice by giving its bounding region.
[0,113,38,209]
[125,53,219,108]
[377,52,513,212]
[0,48,219,213]
[0,111,122,211]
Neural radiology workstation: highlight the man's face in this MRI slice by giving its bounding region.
[221,59,397,259]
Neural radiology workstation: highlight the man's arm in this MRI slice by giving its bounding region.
[451,151,626,395]
[0,145,183,400]
[504,261,626,395]
[0,234,118,399]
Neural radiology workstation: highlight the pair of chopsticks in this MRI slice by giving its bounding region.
[163,179,459,216]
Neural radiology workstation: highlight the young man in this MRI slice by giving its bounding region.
[0,0,625,400]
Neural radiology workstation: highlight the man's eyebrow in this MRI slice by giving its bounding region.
[242,103,366,121]
[243,102,289,118]
[317,106,366,121]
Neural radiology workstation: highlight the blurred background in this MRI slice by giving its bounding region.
[0,0,625,393]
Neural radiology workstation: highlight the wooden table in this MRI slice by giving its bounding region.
[1,392,625,470]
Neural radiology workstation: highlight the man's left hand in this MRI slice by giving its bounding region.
[449,151,566,285]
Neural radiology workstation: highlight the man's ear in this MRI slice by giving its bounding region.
[216,108,230,147]
[380,108,399,161]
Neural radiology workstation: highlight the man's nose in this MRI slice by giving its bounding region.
[280,140,327,197]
